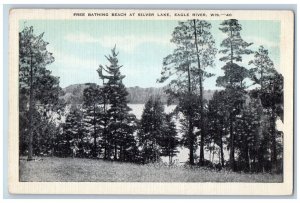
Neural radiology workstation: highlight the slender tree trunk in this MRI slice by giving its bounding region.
[270,80,277,173]
[253,63,264,172]
[120,145,123,161]
[103,122,108,159]
[103,91,107,159]
[248,147,252,172]
[198,57,204,165]
[220,129,225,167]
[188,117,194,165]
[192,19,205,166]
[244,140,250,172]
[186,52,194,165]
[270,108,277,173]
[93,104,97,158]
[154,139,157,162]
[229,116,235,171]
[230,28,234,64]
[102,79,109,160]
[27,53,34,161]
[253,125,259,172]
[114,143,117,160]
[51,132,55,157]
[104,131,107,159]
[212,143,215,163]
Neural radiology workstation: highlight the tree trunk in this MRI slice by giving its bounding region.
[192,19,205,166]
[102,79,108,159]
[229,116,235,171]
[93,105,97,158]
[244,141,250,172]
[104,133,107,159]
[114,143,117,160]
[248,147,252,172]
[220,131,225,167]
[230,27,234,64]
[120,145,123,161]
[27,53,34,161]
[212,142,215,163]
[270,109,277,173]
[186,51,194,165]
[253,122,259,172]
[188,118,194,165]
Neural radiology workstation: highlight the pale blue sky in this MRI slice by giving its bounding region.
[20,20,280,89]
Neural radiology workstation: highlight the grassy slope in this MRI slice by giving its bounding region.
[19,157,283,182]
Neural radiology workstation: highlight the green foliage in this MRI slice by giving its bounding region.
[158,20,217,165]
[83,84,103,158]
[160,114,180,164]
[19,108,60,157]
[249,46,276,85]
[206,90,229,166]
[219,19,253,63]
[100,46,138,161]
[19,22,284,175]
[216,19,253,171]
[19,26,63,159]
[138,96,166,163]
[58,107,86,157]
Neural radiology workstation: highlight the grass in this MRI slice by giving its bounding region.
[19,157,283,182]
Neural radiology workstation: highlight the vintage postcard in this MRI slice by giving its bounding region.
[8,9,294,195]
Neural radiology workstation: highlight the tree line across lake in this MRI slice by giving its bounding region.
[19,19,283,173]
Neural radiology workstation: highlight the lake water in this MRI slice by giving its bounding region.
[128,104,228,165]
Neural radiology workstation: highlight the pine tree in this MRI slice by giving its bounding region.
[260,72,283,172]
[219,19,253,63]
[190,19,217,166]
[206,91,229,167]
[97,64,110,159]
[99,46,137,160]
[138,96,166,163]
[83,84,102,158]
[216,65,249,171]
[62,107,85,157]
[19,26,61,160]
[19,107,61,157]
[217,19,252,171]
[249,46,283,172]
[235,98,261,172]
[158,21,199,165]
[160,114,179,165]
[159,20,217,165]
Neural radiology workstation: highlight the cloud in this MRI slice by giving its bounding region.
[47,45,99,70]
[64,33,172,53]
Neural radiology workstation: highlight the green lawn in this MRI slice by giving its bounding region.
[19,157,283,182]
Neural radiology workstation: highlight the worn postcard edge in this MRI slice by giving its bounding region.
[8,9,294,195]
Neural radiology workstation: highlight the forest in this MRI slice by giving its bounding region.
[19,19,283,174]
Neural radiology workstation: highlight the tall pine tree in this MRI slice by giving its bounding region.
[62,107,85,157]
[206,90,229,167]
[160,113,179,165]
[249,46,283,172]
[138,96,166,163]
[158,21,199,165]
[217,19,252,170]
[99,46,137,160]
[19,26,61,160]
[83,84,102,158]
[190,19,217,166]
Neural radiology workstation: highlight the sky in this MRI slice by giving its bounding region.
[20,19,281,89]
